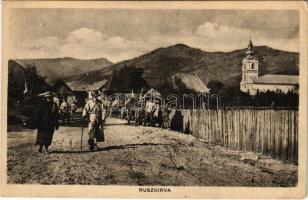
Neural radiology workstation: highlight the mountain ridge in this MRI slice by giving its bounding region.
[11,57,113,85]
[11,43,299,89]
[65,43,298,89]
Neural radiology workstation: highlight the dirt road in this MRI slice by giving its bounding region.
[7,117,297,186]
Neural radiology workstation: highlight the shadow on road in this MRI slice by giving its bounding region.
[49,142,168,154]
[104,123,129,126]
[7,125,35,132]
[59,123,88,128]
[59,123,128,127]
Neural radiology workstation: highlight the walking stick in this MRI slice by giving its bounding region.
[80,119,84,151]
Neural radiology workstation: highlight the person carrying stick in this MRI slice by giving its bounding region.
[82,90,105,151]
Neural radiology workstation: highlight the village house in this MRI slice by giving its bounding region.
[240,40,299,95]
[53,79,108,106]
[53,80,76,104]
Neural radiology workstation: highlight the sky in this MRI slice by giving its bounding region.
[9,9,299,62]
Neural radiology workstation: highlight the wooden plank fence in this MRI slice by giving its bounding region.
[182,109,298,164]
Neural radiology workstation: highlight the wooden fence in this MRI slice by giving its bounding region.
[182,109,298,163]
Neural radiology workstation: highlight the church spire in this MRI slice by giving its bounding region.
[240,38,259,94]
[246,39,254,56]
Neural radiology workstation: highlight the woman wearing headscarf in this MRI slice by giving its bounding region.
[35,91,59,153]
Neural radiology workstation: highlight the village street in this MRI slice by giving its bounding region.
[7,117,297,186]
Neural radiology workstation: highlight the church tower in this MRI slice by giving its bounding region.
[240,39,259,94]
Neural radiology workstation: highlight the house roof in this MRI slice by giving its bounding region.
[65,79,108,91]
[253,74,299,85]
[171,73,209,93]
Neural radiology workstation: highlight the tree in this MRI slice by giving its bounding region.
[254,90,298,107]
[116,65,148,91]
[127,67,148,91]
[24,63,47,98]
[207,80,224,94]
[8,70,24,101]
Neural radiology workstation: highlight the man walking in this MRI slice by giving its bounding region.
[144,97,154,125]
[70,99,77,115]
[101,96,109,125]
[82,91,104,151]
[60,98,71,125]
[125,96,135,124]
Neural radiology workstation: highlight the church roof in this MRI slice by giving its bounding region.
[253,74,299,85]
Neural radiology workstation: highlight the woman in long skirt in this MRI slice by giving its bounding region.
[36,92,59,153]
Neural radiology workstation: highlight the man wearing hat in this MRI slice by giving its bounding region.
[144,96,154,126]
[59,98,71,125]
[36,91,59,153]
[82,90,104,151]
[125,96,135,125]
[152,99,163,127]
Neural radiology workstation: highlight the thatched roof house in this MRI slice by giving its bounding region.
[65,79,108,92]
[53,79,108,105]
[171,73,209,93]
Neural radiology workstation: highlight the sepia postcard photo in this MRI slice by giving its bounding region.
[0,1,307,198]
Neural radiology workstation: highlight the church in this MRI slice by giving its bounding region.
[240,40,299,95]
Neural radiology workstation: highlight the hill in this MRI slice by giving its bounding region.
[12,57,113,85]
[68,44,299,88]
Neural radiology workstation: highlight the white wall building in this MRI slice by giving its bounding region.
[240,40,299,95]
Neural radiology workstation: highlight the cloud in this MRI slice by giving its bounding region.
[12,25,299,62]
[194,22,298,52]
[12,28,143,62]
[66,27,105,44]
[196,22,249,40]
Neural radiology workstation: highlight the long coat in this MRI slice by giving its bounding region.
[82,98,105,142]
[36,100,59,146]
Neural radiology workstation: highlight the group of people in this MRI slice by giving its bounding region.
[58,98,77,125]
[35,90,107,153]
[34,90,180,153]
[122,96,173,129]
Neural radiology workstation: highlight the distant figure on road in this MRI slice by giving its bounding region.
[135,100,145,126]
[82,91,105,151]
[101,96,109,125]
[162,104,171,129]
[152,99,163,127]
[36,91,59,153]
[53,95,60,107]
[60,98,71,125]
[120,106,126,119]
[70,100,77,115]
[144,98,154,125]
[125,97,135,124]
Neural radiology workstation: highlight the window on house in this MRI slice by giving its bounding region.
[251,63,254,69]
